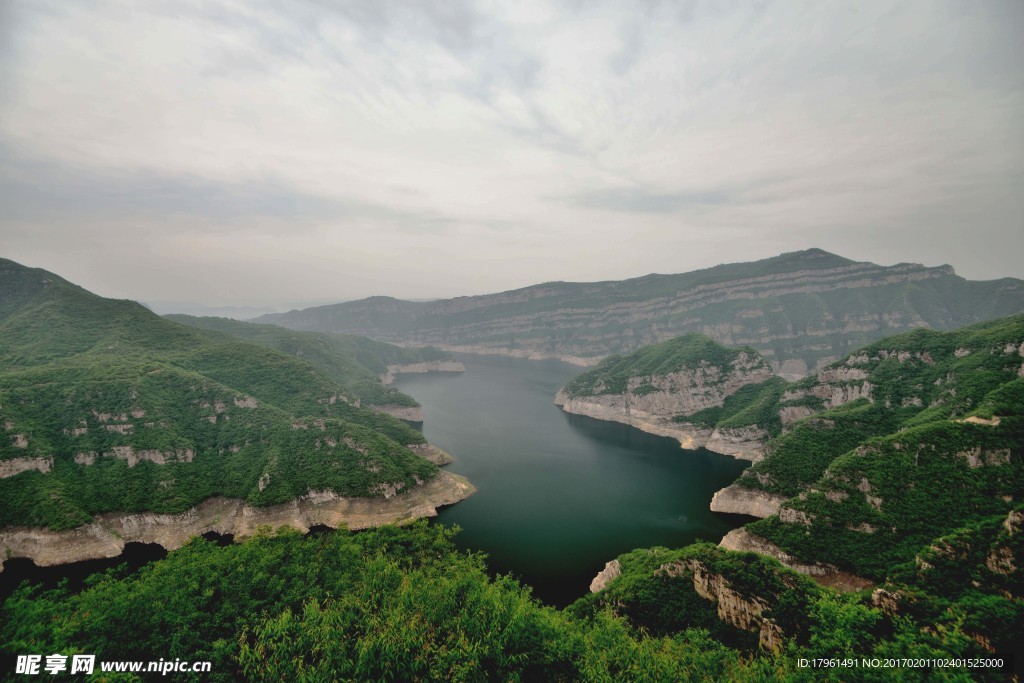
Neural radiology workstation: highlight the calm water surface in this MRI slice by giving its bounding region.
[394,353,751,607]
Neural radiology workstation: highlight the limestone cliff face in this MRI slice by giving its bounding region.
[565,352,772,419]
[0,470,474,572]
[719,528,837,576]
[555,388,713,445]
[589,559,622,593]
[369,404,425,422]
[710,485,789,517]
[554,353,774,461]
[705,426,771,461]
[586,553,784,650]
[660,559,784,651]
[0,457,53,478]
[378,360,465,385]
[719,528,873,592]
[256,250,1023,375]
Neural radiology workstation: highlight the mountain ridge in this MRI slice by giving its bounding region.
[253,249,1024,376]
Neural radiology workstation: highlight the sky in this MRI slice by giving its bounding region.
[1,0,1022,311]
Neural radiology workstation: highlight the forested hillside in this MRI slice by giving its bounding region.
[166,314,455,409]
[0,259,459,532]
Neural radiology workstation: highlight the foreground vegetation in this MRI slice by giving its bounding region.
[2,522,1010,682]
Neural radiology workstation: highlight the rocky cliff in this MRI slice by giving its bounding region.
[378,360,466,385]
[555,336,776,460]
[661,559,785,651]
[255,249,1024,376]
[555,391,769,460]
[719,528,873,592]
[709,485,788,517]
[370,404,425,422]
[0,470,474,571]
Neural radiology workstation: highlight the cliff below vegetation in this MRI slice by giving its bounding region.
[555,334,776,460]
[719,528,874,592]
[710,485,788,517]
[255,249,1024,377]
[378,360,466,385]
[583,543,828,654]
[0,258,476,557]
[664,559,785,652]
[369,404,425,422]
[0,470,474,571]
[554,390,768,460]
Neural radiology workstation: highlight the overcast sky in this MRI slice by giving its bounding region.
[1,0,1022,309]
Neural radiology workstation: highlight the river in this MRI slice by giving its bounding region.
[393,353,751,607]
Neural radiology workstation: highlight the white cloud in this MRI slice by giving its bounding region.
[1,0,1021,304]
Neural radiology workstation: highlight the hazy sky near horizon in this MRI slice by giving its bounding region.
[1,0,1022,308]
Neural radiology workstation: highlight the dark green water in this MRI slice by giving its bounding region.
[393,353,751,607]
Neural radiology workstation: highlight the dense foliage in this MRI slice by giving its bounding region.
[166,314,454,408]
[2,522,1004,682]
[564,333,767,397]
[0,260,441,530]
[682,376,789,432]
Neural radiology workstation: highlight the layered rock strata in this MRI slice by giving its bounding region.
[554,352,773,461]
[710,485,788,517]
[0,470,474,572]
[257,250,1024,375]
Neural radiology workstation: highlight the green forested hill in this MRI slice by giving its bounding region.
[553,315,1023,670]
[0,259,441,530]
[563,333,769,398]
[735,316,1024,587]
[164,314,453,408]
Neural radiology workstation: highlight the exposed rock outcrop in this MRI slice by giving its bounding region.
[589,559,622,593]
[0,457,53,479]
[109,446,195,467]
[778,405,814,427]
[370,404,425,422]
[554,351,774,461]
[406,443,455,466]
[0,471,475,573]
[379,360,465,385]
[710,485,788,517]
[659,559,784,651]
[556,389,711,444]
[719,528,873,591]
[705,426,770,461]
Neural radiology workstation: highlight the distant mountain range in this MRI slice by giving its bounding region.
[254,248,1024,377]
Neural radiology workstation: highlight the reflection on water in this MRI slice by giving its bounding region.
[395,353,752,607]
